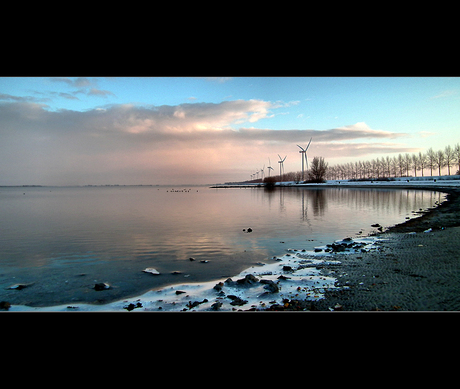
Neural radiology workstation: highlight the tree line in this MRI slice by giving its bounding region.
[246,143,460,184]
[327,144,460,181]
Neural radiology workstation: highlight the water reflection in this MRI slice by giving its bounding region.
[0,186,445,275]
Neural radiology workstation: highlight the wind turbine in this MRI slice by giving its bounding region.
[260,165,265,181]
[297,137,312,181]
[278,154,287,180]
[267,158,274,177]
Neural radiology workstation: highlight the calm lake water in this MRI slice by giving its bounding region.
[0,185,445,306]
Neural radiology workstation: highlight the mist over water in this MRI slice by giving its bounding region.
[0,186,445,306]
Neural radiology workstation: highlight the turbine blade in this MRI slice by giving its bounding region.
[297,145,303,150]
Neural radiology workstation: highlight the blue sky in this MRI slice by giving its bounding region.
[1,77,459,185]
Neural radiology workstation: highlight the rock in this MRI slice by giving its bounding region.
[175,290,186,295]
[200,260,209,263]
[282,265,293,272]
[213,282,224,291]
[227,295,248,306]
[277,275,291,280]
[189,257,196,261]
[371,223,381,228]
[314,248,322,252]
[124,302,143,311]
[94,282,110,291]
[0,301,11,311]
[142,267,160,275]
[171,271,182,275]
[260,279,280,293]
[7,283,33,290]
[186,299,208,309]
[210,301,223,311]
[247,228,253,233]
[236,274,259,286]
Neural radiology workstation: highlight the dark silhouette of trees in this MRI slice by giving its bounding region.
[308,156,328,183]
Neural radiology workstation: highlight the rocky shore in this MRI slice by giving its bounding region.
[311,188,460,311]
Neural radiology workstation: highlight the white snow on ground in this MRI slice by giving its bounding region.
[8,237,384,312]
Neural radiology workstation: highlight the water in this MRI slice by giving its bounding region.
[0,185,445,306]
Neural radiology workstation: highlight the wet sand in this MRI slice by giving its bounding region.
[313,188,460,311]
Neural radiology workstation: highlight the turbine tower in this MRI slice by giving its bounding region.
[297,137,312,181]
[267,158,274,177]
[278,154,287,181]
[260,165,265,181]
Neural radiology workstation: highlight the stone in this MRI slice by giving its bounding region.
[227,295,248,306]
[0,301,11,311]
[7,283,33,290]
[282,265,293,272]
[94,282,110,291]
[236,274,259,286]
[142,267,160,275]
[277,275,291,280]
[210,301,223,311]
[213,282,224,292]
[260,279,280,293]
[124,302,143,311]
[186,299,208,309]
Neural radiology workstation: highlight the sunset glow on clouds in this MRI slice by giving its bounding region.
[1,77,459,185]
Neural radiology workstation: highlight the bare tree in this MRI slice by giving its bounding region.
[426,148,436,176]
[403,153,412,176]
[434,149,446,176]
[455,143,460,174]
[411,154,419,177]
[444,145,455,175]
[397,154,404,177]
[308,156,328,182]
[418,151,427,177]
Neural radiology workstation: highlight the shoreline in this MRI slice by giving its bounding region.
[3,186,460,312]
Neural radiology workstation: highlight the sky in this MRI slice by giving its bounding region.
[1,76,459,185]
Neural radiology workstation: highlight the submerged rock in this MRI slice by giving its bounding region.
[94,282,110,291]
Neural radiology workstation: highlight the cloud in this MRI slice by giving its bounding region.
[0,99,411,185]
[0,93,50,103]
[430,89,457,99]
[87,88,116,98]
[49,77,94,88]
[49,77,116,99]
